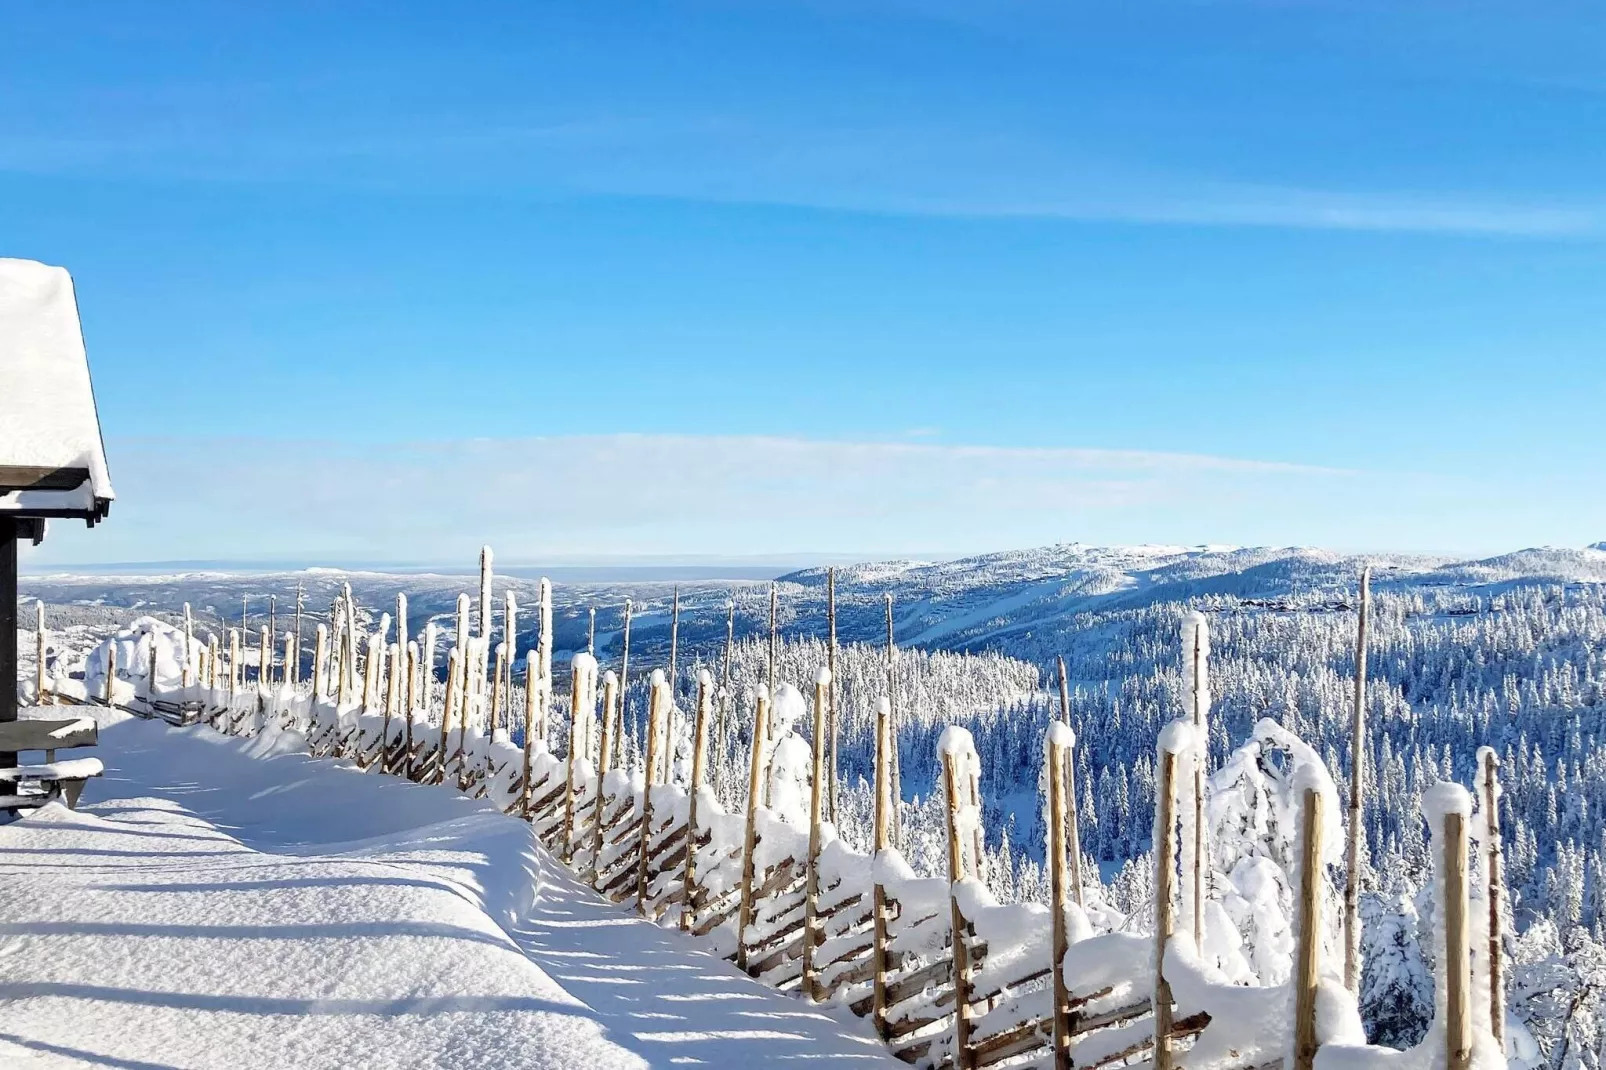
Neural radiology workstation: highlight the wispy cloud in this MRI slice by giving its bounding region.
[4,113,1599,239]
[27,433,1359,565]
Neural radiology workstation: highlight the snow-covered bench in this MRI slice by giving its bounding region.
[0,717,102,812]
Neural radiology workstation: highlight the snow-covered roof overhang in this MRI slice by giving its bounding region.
[0,258,114,530]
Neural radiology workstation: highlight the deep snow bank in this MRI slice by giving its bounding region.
[0,714,893,1068]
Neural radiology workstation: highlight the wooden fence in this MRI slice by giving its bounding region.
[51,583,1505,1070]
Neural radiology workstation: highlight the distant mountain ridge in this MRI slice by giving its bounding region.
[21,541,1606,666]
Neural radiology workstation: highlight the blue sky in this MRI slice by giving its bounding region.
[5,2,1604,565]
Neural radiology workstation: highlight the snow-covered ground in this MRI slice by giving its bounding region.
[0,711,896,1068]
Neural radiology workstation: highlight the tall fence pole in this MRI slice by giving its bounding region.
[1344,566,1371,991]
[591,671,619,880]
[35,600,47,705]
[636,671,666,911]
[616,600,632,765]
[872,695,893,1040]
[311,626,325,706]
[436,648,459,785]
[103,641,117,705]
[1444,806,1472,1070]
[885,593,900,848]
[716,600,734,799]
[737,688,772,974]
[1481,748,1505,1049]
[260,627,272,700]
[1292,786,1324,1070]
[681,669,712,932]
[767,583,778,699]
[1186,614,1208,949]
[826,568,839,824]
[669,585,680,692]
[564,659,587,861]
[1047,722,1073,1070]
[538,578,553,745]
[1056,656,1085,909]
[522,652,539,814]
[943,743,978,1070]
[402,642,417,774]
[802,668,831,1000]
[1154,740,1179,1070]
[293,582,304,688]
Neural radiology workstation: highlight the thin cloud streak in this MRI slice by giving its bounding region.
[3,120,1600,239]
[29,433,1362,565]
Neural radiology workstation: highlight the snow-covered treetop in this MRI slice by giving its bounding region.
[770,683,806,736]
[0,258,114,523]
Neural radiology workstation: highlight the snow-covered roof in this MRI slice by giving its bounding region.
[0,258,114,526]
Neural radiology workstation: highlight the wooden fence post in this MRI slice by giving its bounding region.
[872,695,894,1040]
[885,593,900,848]
[35,601,47,705]
[230,628,241,696]
[293,582,304,688]
[636,670,667,911]
[183,604,194,692]
[1292,786,1324,1070]
[502,591,516,725]
[590,670,619,879]
[767,583,778,698]
[943,739,979,1070]
[208,634,219,693]
[311,625,326,706]
[564,655,590,861]
[491,645,506,737]
[149,632,160,703]
[681,669,712,932]
[1344,567,1371,991]
[361,630,377,711]
[1154,736,1180,1070]
[1056,658,1085,910]
[401,642,417,775]
[1480,749,1505,1049]
[615,599,632,764]
[522,652,539,815]
[715,600,734,799]
[1444,805,1472,1070]
[454,638,476,785]
[259,627,271,699]
[103,641,117,705]
[437,648,460,786]
[827,568,839,824]
[1047,722,1073,1070]
[802,668,831,999]
[382,640,399,764]
[1184,613,1209,949]
[737,688,772,973]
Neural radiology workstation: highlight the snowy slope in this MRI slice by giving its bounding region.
[0,714,894,1069]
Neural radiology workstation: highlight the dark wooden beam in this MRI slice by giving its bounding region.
[1,517,17,771]
[0,466,91,492]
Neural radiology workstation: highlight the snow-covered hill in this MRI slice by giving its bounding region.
[22,541,1606,670]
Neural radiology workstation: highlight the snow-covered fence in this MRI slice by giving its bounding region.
[80,579,1509,1070]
